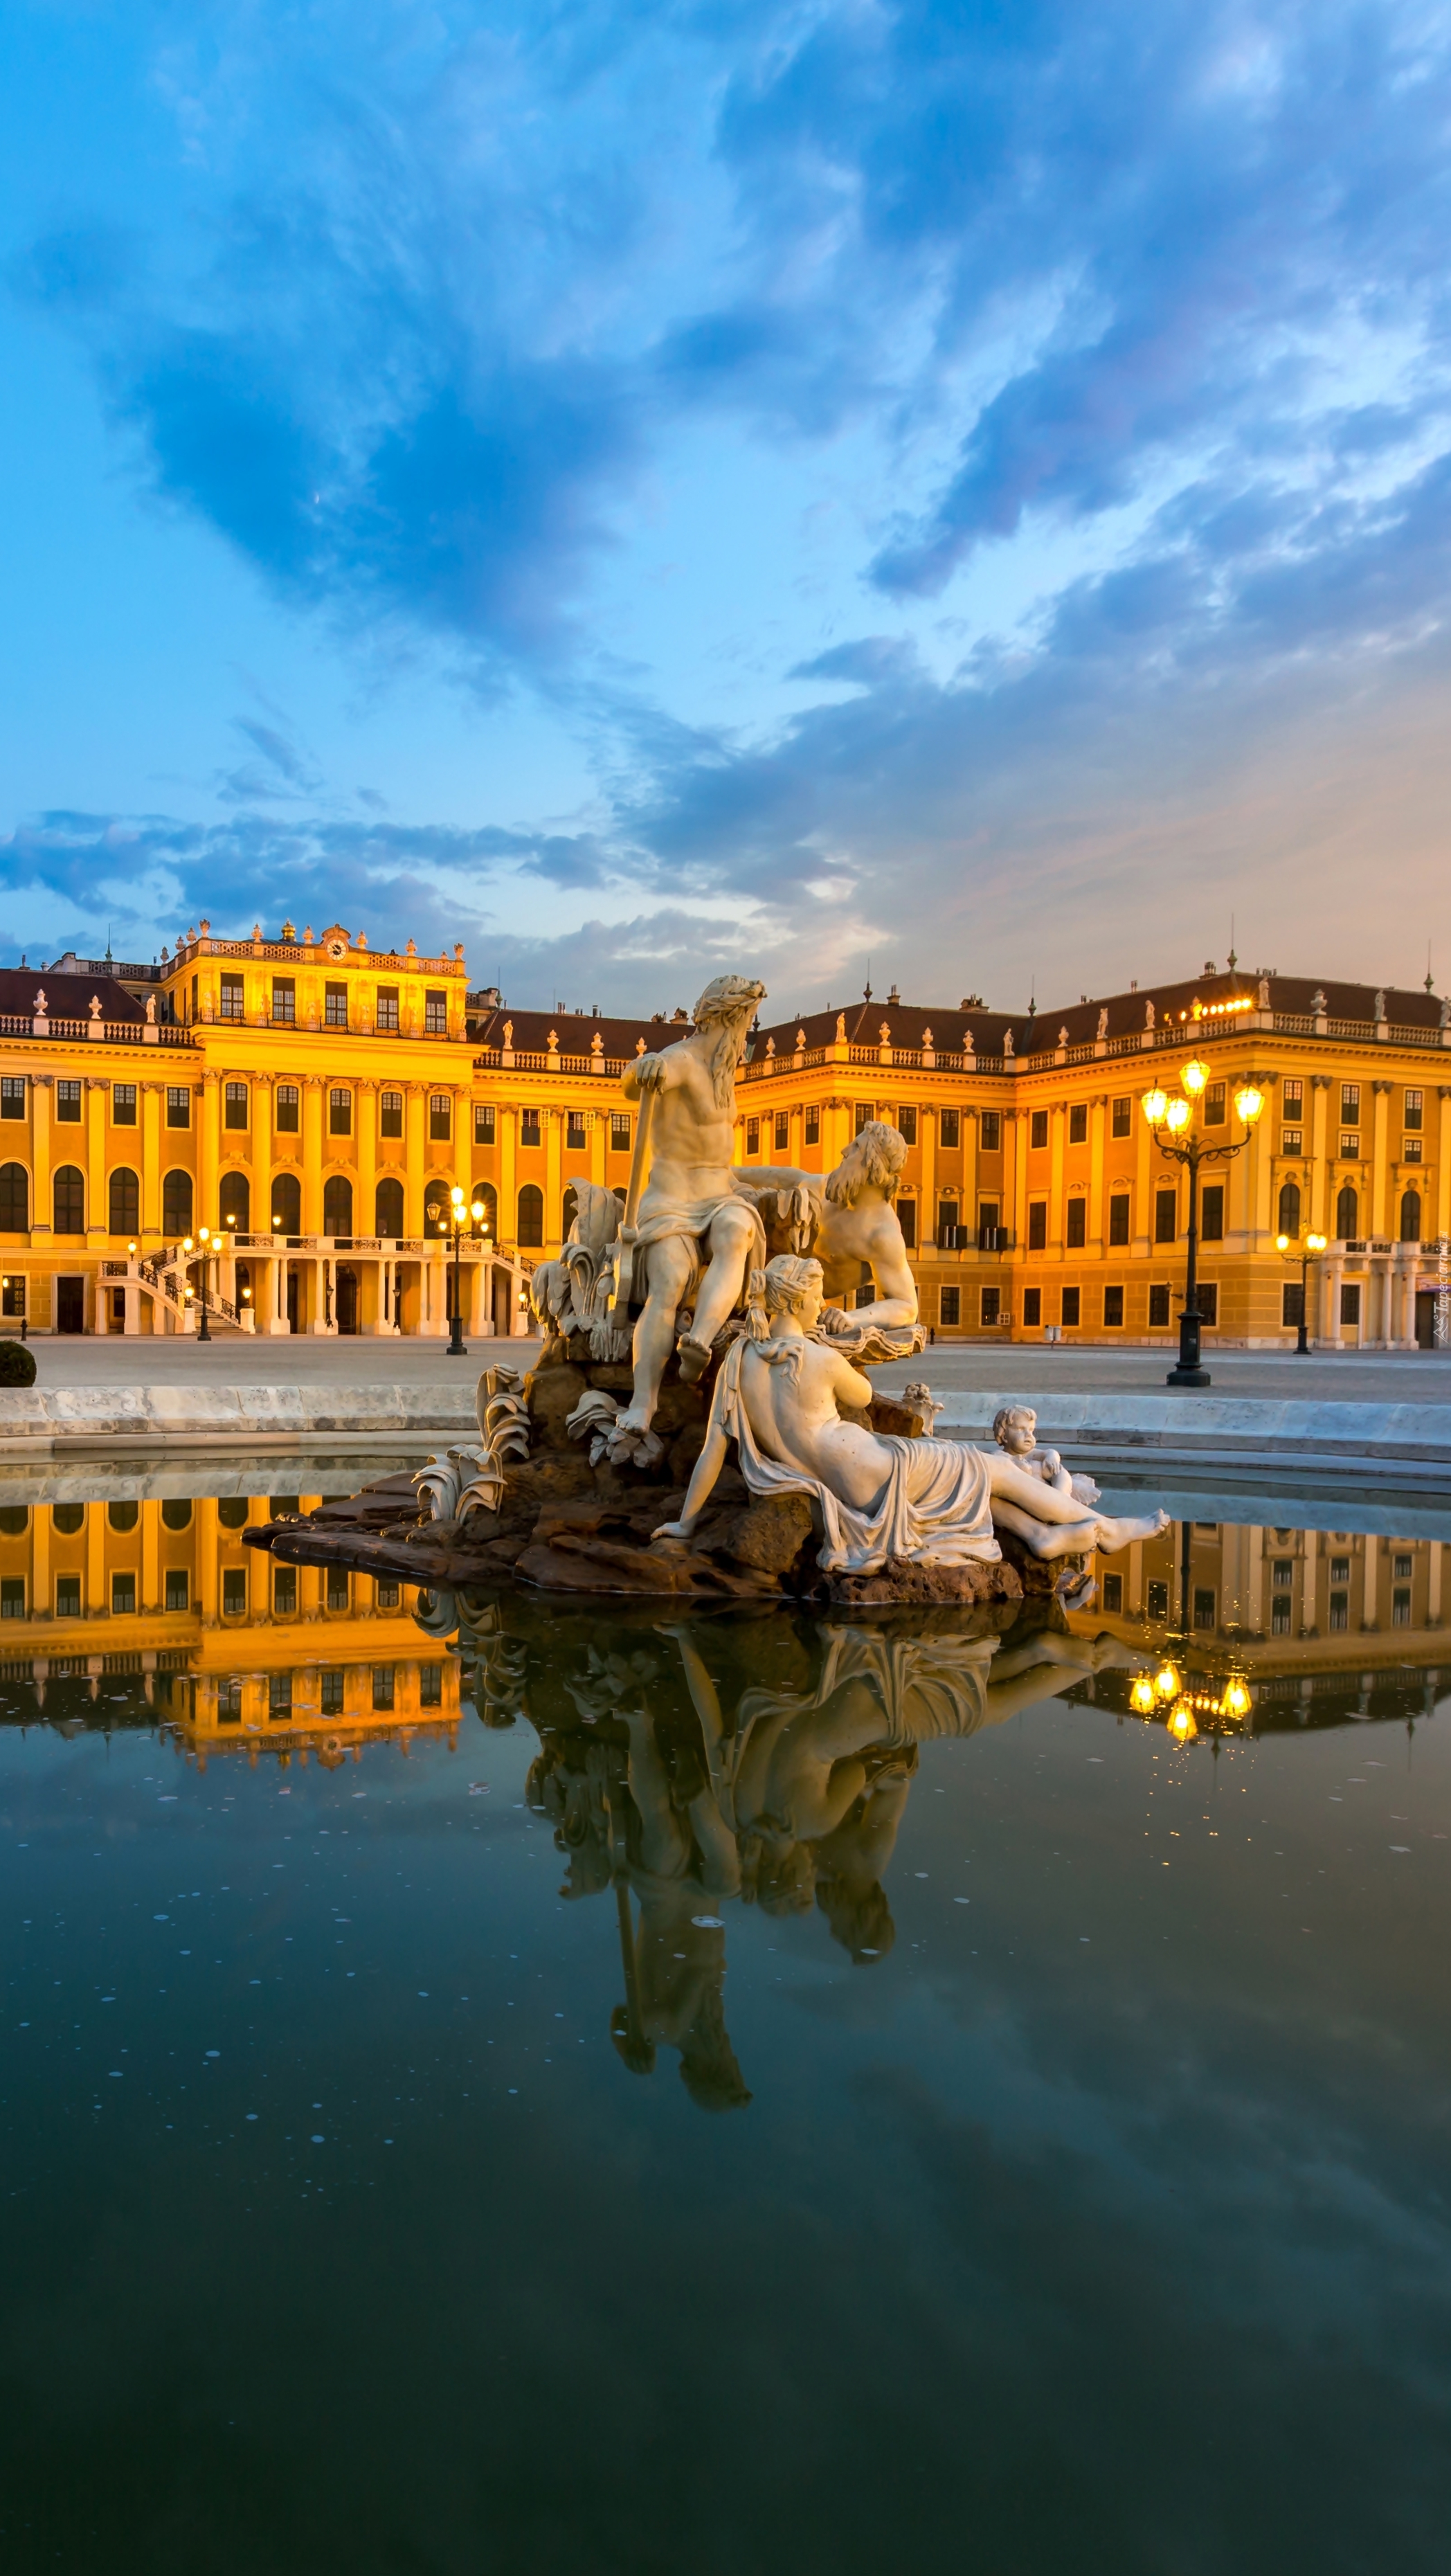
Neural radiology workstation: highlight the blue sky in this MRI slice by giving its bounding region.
[3,0,1450,1014]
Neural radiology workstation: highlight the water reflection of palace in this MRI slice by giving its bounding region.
[1078,1520,1446,1652]
[0,1493,458,1762]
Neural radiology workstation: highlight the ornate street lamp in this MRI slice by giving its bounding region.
[1142,1062,1263,1389]
[1275,1229,1328,1357]
[445,1185,489,1355]
[196,1225,213,1342]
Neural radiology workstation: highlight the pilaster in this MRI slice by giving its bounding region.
[85,1077,108,1245]
[200,1068,221,1232]
[357,1079,377,1241]
[405,1086,426,1237]
[544,1105,564,1252]
[302,1077,324,1235]
[1370,1081,1392,1238]
[498,1106,517,1252]
[141,1081,163,1238]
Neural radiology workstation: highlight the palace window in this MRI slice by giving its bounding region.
[1340,1083,1359,1124]
[1154,1188,1177,1243]
[981,1286,1001,1326]
[1148,1284,1172,1328]
[219,975,244,1021]
[1394,1553,1413,1580]
[937,1198,959,1242]
[271,977,296,1024]
[379,1089,403,1140]
[476,1104,496,1146]
[1146,1580,1169,1619]
[1340,1135,1360,1159]
[165,1086,190,1130]
[896,1106,917,1146]
[1405,1088,1424,1130]
[566,1111,586,1151]
[1201,1185,1225,1243]
[329,1088,352,1137]
[1111,1097,1131,1137]
[1401,1189,1422,1243]
[940,1108,960,1149]
[898,1199,917,1250]
[855,1104,872,1135]
[219,1173,249,1233]
[1029,1109,1048,1150]
[520,1108,541,1147]
[1061,1288,1081,1328]
[425,989,448,1035]
[979,1110,1000,1152]
[429,1093,451,1141]
[57,1079,82,1124]
[271,1173,300,1234]
[53,1167,84,1234]
[747,1119,760,1154]
[1068,1103,1087,1144]
[1022,1288,1042,1328]
[1335,1185,1358,1240]
[273,1567,298,1616]
[224,1081,248,1131]
[1283,1078,1303,1110]
[1282,1128,1302,1155]
[1405,1135,1423,1163]
[377,987,400,1032]
[1193,1589,1216,1630]
[1065,1197,1086,1248]
[325,982,348,1028]
[323,1175,353,1236]
[321,1668,345,1711]
[165,1569,189,1612]
[112,1083,137,1126]
[108,1169,139,1235]
[162,1170,192,1235]
[222,1570,247,1617]
[1282,1282,1304,1328]
[610,1111,631,1151]
[939,1287,960,1327]
[377,1581,401,1610]
[1,1077,24,1119]
[517,1185,543,1246]
[375,1177,404,1236]
[1102,1574,1123,1611]
[1393,1587,1412,1626]
[805,1106,820,1145]
[1108,1192,1130,1245]
[1027,1200,1047,1250]
[1103,1284,1124,1328]
[55,1575,80,1618]
[0,1167,28,1233]
[372,1666,395,1711]
[1204,1082,1226,1127]
[1328,1589,1349,1633]
[275,1083,300,1135]
[420,1663,443,1708]
[111,1574,136,1616]
[1198,1284,1219,1326]
[775,1113,790,1153]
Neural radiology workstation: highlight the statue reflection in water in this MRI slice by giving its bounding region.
[456,1598,1137,2112]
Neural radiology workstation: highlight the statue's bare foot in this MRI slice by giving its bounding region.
[604,1413,666,1470]
[676,1334,712,1384]
[1094,1507,1170,1553]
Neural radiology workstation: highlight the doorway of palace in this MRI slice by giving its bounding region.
[1416,1290,1440,1349]
[285,1266,300,1333]
[492,1266,512,1336]
[57,1277,86,1334]
[336,1265,359,1335]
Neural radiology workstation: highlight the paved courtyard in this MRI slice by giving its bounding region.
[10,1331,1451,1407]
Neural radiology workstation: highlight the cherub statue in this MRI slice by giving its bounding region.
[653,1257,1166,1575]
[744,1121,918,1345]
[992,1403,1099,1507]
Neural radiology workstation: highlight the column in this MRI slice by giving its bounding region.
[498,1106,517,1252]
[588,1109,606,1192]
[28,1077,51,1249]
[302,1077,324,1235]
[920,1108,937,1249]
[86,1506,105,1617]
[197,1501,219,1625]
[1049,1104,1065,1255]
[1370,1081,1391,1239]
[1132,1095,1152,1256]
[200,1068,221,1232]
[1363,1537,1378,1632]
[962,1107,980,1257]
[252,1076,272,1242]
[357,1080,377,1241]
[141,1081,163,1239]
[141,1500,161,1613]
[32,1508,50,1623]
[309,1254,334,1335]
[1126,1540,1144,1614]
[468,1251,487,1335]
[1245,1531,1264,1637]
[85,1078,108,1246]
[544,1106,563,1251]
[1309,1077,1331,1235]
[1088,1096,1106,1250]
[1011,1111,1028,1259]
[1300,1534,1318,1637]
[405,1086,426,1238]
[1324,1254,1344,1348]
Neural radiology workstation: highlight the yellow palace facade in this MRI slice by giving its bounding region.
[0,932,1448,1346]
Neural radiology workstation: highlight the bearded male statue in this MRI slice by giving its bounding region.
[744,1119,919,1342]
[609,973,768,1450]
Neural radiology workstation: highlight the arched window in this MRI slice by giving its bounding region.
[53,1166,85,1235]
[1335,1183,1358,1241]
[219,1171,250,1234]
[270,1171,301,1236]
[375,1176,404,1238]
[476,1180,498,1239]
[1400,1189,1423,1244]
[424,1178,452,1236]
[107,1168,139,1237]
[518,1183,544,1247]
[162,1169,192,1237]
[562,1184,579,1241]
[1277,1180,1301,1239]
[323,1174,354,1237]
[0,1162,28,1232]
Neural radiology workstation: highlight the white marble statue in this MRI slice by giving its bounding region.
[743,1121,919,1346]
[992,1403,1100,1506]
[610,974,768,1454]
[653,1257,1167,1576]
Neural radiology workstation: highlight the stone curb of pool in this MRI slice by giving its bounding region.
[2,1380,1451,1478]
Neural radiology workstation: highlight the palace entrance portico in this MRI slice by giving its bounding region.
[225,1232,530,1336]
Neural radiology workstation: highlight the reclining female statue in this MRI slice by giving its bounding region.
[651,1255,1168,1577]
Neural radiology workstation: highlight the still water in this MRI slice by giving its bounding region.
[1,1475,1449,2573]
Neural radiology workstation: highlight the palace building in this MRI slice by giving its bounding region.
[1,927,1448,1346]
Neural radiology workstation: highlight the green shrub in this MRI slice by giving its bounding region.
[0,1341,37,1387]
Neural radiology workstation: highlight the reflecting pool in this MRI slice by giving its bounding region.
[2,1476,1450,2572]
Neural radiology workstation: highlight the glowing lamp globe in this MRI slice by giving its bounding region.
[1233,1084,1264,1127]
[1164,1097,1191,1135]
[1181,1058,1211,1096]
[1142,1088,1169,1128]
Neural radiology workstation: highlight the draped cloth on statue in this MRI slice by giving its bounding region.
[631,1188,767,1298]
[709,1337,1000,1575]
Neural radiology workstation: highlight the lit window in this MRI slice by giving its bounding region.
[429,1093,451,1141]
[1110,1097,1131,1137]
[165,1086,190,1129]
[379,1090,403,1139]
[610,1111,631,1151]
[112,1083,137,1127]
[939,1286,960,1327]
[0,1076,24,1120]
[271,978,296,1024]
[475,1104,496,1145]
[1068,1103,1087,1144]
[275,1083,300,1135]
[219,976,245,1021]
[978,1110,999,1152]
[376,987,400,1032]
[520,1108,540,1147]
[325,982,348,1027]
[329,1088,352,1137]
[940,1108,960,1149]
[424,989,448,1034]
[57,1079,82,1124]
[566,1112,586,1151]
[1030,1109,1048,1149]
[224,1081,248,1131]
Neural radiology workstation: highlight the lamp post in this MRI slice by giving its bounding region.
[1142,1061,1264,1389]
[445,1186,490,1354]
[196,1226,213,1341]
[1276,1229,1327,1355]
